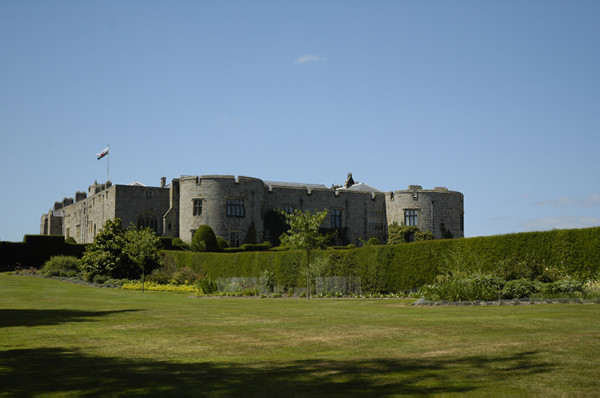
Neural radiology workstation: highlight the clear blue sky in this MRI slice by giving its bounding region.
[1,0,599,242]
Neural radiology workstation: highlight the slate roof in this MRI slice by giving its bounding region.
[337,182,383,193]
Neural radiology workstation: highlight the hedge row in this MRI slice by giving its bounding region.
[0,235,88,271]
[161,227,600,293]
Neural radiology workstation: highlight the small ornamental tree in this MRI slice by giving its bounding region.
[191,225,220,252]
[124,226,161,292]
[279,209,329,299]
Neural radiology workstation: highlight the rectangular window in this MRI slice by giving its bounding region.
[229,231,242,248]
[227,199,245,217]
[331,209,342,228]
[145,190,153,198]
[368,210,384,231]
[193,199,202,216]
[283,205,295,214]
[405,209,418,226]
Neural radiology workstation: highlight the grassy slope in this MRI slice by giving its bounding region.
[1,274,599,395]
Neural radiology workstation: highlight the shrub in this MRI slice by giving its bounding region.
[366,237,381,246]
[65,237,77,244]
[191,225,219,252]
[41,255,81,277]
[195,278,218,295]
[216,236,229,250]
[259,269,275,293]
[419,274,505,302]
[172,238,184,246]
[501,278,541,299]
[542,279,584,295]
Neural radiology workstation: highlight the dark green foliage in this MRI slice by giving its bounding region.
[216,236,229,250]
[415,230,434,241]
[542,279,584,295]
[365,237,381,246]
[501,279,541,299]
[263,209,289,246]
[0,235,88,271]
[65,237,77,244]
[419,273,505,302]
[172,238,184,246]
[41,255,81,277]
[320,227,347,246]
[240,244,271,252]
[196,278,218,294]
[158,237,174,250]
[191,225,219,252]
[80,218,161,281]
[159,226,600,294]
[243,222,258,245]
[387,223,420,244]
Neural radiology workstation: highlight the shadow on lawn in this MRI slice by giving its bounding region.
[0,347,553,395]
[0,309,142,328]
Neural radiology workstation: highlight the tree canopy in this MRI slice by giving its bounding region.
[279,209,329,299]
[80,218,161,281]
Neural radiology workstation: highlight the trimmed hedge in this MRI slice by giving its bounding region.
[0,235,88,271]
[161,227,600,293]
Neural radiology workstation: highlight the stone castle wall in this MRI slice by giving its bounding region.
[385,186,464,239]
[41,174,464,245]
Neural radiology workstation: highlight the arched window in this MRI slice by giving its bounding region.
[138,212,158,232]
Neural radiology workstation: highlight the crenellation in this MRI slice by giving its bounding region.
[40,173,464,245]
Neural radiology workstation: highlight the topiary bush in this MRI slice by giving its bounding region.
[191,225,219,252]
[217,236,229,250]
[366,237,381,246]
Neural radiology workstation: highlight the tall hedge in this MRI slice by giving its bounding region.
[161,227,600,293]
[0,235,88,271]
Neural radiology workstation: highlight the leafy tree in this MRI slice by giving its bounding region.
[279,209,330,299]
[124,226,161,292]
[191,225,219,252]
[80,218,161,281]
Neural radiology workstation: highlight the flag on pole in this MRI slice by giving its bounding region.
[96,146,109,160]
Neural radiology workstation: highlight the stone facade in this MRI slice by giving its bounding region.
[41,173,464,245]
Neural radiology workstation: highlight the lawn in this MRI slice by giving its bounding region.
[1,273,599,395]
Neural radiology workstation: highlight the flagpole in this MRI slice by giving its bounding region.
[107,144,110,182]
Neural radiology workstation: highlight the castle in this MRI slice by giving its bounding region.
[40,173,464,246]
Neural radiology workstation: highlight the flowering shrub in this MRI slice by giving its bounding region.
[121,281,197,292]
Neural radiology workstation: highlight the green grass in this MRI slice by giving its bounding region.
[1,274,599,395]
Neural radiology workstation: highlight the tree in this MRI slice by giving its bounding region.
[124,226,161,292]
[279,209,329,299]
[81,218,161,282]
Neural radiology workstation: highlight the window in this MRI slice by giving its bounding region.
[283,205,295,214]
[404,209,418,226]
[193,199,202,216]
[368,210,384,231]
[229,231,242,248]
[331,209,342,228]
[138,212,158,232]
[145,190,153,198]
[227,198,245,217]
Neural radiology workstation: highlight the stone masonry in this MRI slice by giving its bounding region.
[41,173,464,245]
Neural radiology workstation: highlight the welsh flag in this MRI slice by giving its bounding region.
[96,146,109,160]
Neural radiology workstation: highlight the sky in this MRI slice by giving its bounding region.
[1,0,599,242]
